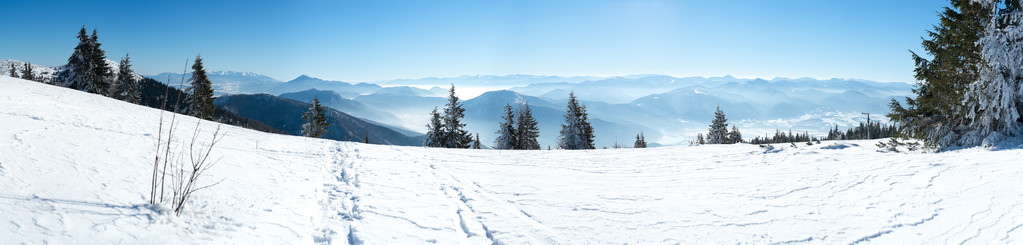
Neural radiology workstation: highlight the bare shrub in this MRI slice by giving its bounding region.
[149,60,224,216]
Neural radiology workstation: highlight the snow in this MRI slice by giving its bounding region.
[3,76,1023,243]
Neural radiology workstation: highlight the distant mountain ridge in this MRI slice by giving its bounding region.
[215,93,426,146]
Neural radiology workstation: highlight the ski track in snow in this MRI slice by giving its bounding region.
[3,76,1023,244]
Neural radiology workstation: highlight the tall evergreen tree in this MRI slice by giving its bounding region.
[888,0,990,149]
[8,63,16,78]
[441,85,472,148]
[21,62,35,81]
[493,104,518,149]
[634,132,647,148]
[516,102,541,150]
[424,107,445,147]
[186,55,215,120]
[56,27,92,90]
[112,54,141,103]
[707,106,730,144]
[558,92,595,149]
[580,104,595,148]
[960,0,1023,146]
[301,98,330,138]
[85,29,111,95]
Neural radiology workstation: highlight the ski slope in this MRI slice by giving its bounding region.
[2,76,1023,244]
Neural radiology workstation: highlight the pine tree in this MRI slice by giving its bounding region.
[493,104,518,149]
[85,29,111,95]
[8,63,16,78]
[112,54,141,103]
[634,132,647,148]
[696,133,705,145]
[424,107,445,147]
[472,133,482,149]
[888,0,990,149]
[302,98,330,138]
[186,55,216,120]
[558,92,595,150]
[364,131,370,144]
[56,26,91,90]
[728,125,743,144]
[707,106,729,144]
[21,62,35,81]
[516,102,541,150]
[960,0,1023,146]
[441,85,472,148]
[580,104,595,148]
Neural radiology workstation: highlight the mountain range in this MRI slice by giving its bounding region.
[144,70,912,147]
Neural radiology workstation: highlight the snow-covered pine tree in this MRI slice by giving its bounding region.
[558,92,594,149]
[8,63,16,78]
[960,0,1023,146]
[707,106,729,144]
[728,125,743,144]
[186,55,216,120]
[301,98,330,138]
[493,104,518,150]
[55,27,92,90]
[85,29,112,95]
[21,62,35,81]
[112,54,141,104]
[441,85,472,148]
[888,0,990,149]
[634,132,647,148]
[696,133,705,145]
[516,102,541,150]
[424,107,445,147]
[472,133,482,149]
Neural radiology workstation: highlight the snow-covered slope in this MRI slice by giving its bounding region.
[3,76,1023,244]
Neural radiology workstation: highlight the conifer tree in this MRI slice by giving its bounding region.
[302,98,330,138]
[364,131,370,144]
[56,26,91,90]
[472,133,482,149]
[186,55,216,120]
[707,106,730,144]
[424,107,445,147]
[696,133,705,145]
[85,29,111,95]
[8,63,16,78]
[960,0,1023,146]
[21,62,35,81]
[441,85,472,148]
[516,102,541,150]
[634,132,647,148]
[728,125,743,144]
[112,54,141,103]
[888,0,990,149]
[580,104,595,148]
[558,92,595,149]
[493,104,518,149]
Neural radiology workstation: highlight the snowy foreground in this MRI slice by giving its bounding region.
[2,76,1023,244]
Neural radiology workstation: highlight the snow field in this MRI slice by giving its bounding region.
[3,76,1023,244]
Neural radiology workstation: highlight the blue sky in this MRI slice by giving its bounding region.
[1,0,949,83]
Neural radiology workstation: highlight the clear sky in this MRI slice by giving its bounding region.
[1,0,949,83]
